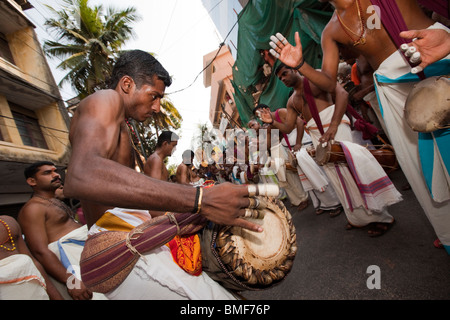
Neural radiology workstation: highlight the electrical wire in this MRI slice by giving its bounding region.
[166,9,242,96]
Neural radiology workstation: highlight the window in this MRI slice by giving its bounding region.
[12,111,48,149]
[0,32,15,65]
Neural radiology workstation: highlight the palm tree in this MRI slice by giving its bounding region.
[43,0,183,159]
[43,0,140,98]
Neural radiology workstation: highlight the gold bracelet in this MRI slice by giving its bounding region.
[196,187,203,214]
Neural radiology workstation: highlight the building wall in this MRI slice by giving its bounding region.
[0,0,70,210]
[203,45,240,130]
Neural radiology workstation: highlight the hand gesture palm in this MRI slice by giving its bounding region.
[258,108,273,124]
[269,32,304,69]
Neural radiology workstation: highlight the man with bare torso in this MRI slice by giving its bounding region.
[17,161,92,300]
[269,0,450,251]
[259,63,349,143]
[263,63,401,236]
[64,51,257,231]
[176,149,198,185]
[63,50,257,299]
[144,131,178,181]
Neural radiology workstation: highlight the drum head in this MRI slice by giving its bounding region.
[315,142,331,165]
[202,197,297,290]
[229,206,290,271]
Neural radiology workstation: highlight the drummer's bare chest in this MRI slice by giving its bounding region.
[111,123,135,168]
[291,94,312,122]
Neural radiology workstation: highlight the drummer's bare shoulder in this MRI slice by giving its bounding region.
[76,89,124,120]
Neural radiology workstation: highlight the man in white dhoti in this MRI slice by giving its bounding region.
[373,22,450,250]
[260,65,401,236]
[18,161,106,300]
[267,0,450,252]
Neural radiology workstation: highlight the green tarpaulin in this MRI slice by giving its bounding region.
[232,0,334,126]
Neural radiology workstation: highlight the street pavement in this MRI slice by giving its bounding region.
[241,168,450,300]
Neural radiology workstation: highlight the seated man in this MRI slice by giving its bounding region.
[0,215,63,300]
[18,161,106,300]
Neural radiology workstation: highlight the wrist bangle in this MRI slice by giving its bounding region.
[192,186,203,214]
[197,187,203,214]
[295,58,305,70]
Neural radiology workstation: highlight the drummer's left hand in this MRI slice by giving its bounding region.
[320,125,338,143]
[400,29,450,69]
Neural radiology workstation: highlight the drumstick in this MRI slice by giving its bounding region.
[248,184,279,197]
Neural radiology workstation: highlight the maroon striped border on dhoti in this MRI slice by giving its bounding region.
[80,212,206,293]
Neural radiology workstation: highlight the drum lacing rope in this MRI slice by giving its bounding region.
[125,227,148,264]
[166,212,181,235]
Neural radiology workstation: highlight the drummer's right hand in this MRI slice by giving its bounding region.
[320,125,338,143]
[200,182,263,233]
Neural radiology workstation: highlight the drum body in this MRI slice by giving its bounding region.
[315,142,346,166]
[201,197,297,291]
[314,141,398,172]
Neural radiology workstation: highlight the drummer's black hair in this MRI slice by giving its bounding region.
[156,131,179,148]
[109,50,172,89]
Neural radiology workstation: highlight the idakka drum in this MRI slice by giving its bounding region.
[201,197,297,291]
[315,141,398,173]
[405,76,450,133]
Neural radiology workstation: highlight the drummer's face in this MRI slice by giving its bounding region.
[276,67,296,87]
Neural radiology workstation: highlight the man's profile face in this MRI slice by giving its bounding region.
[131,77,166,122]
[167,141,178,156]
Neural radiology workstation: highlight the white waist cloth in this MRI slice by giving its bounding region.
[88,208,236,300]
[48,225,107,300]
[295,147,341,210]
[0,254,49,300]
[270,143,308,206]
[373,22,450,252]
[306,105,396,226]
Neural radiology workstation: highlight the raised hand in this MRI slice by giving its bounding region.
[257,108,273,124]
[269,32,304,69]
